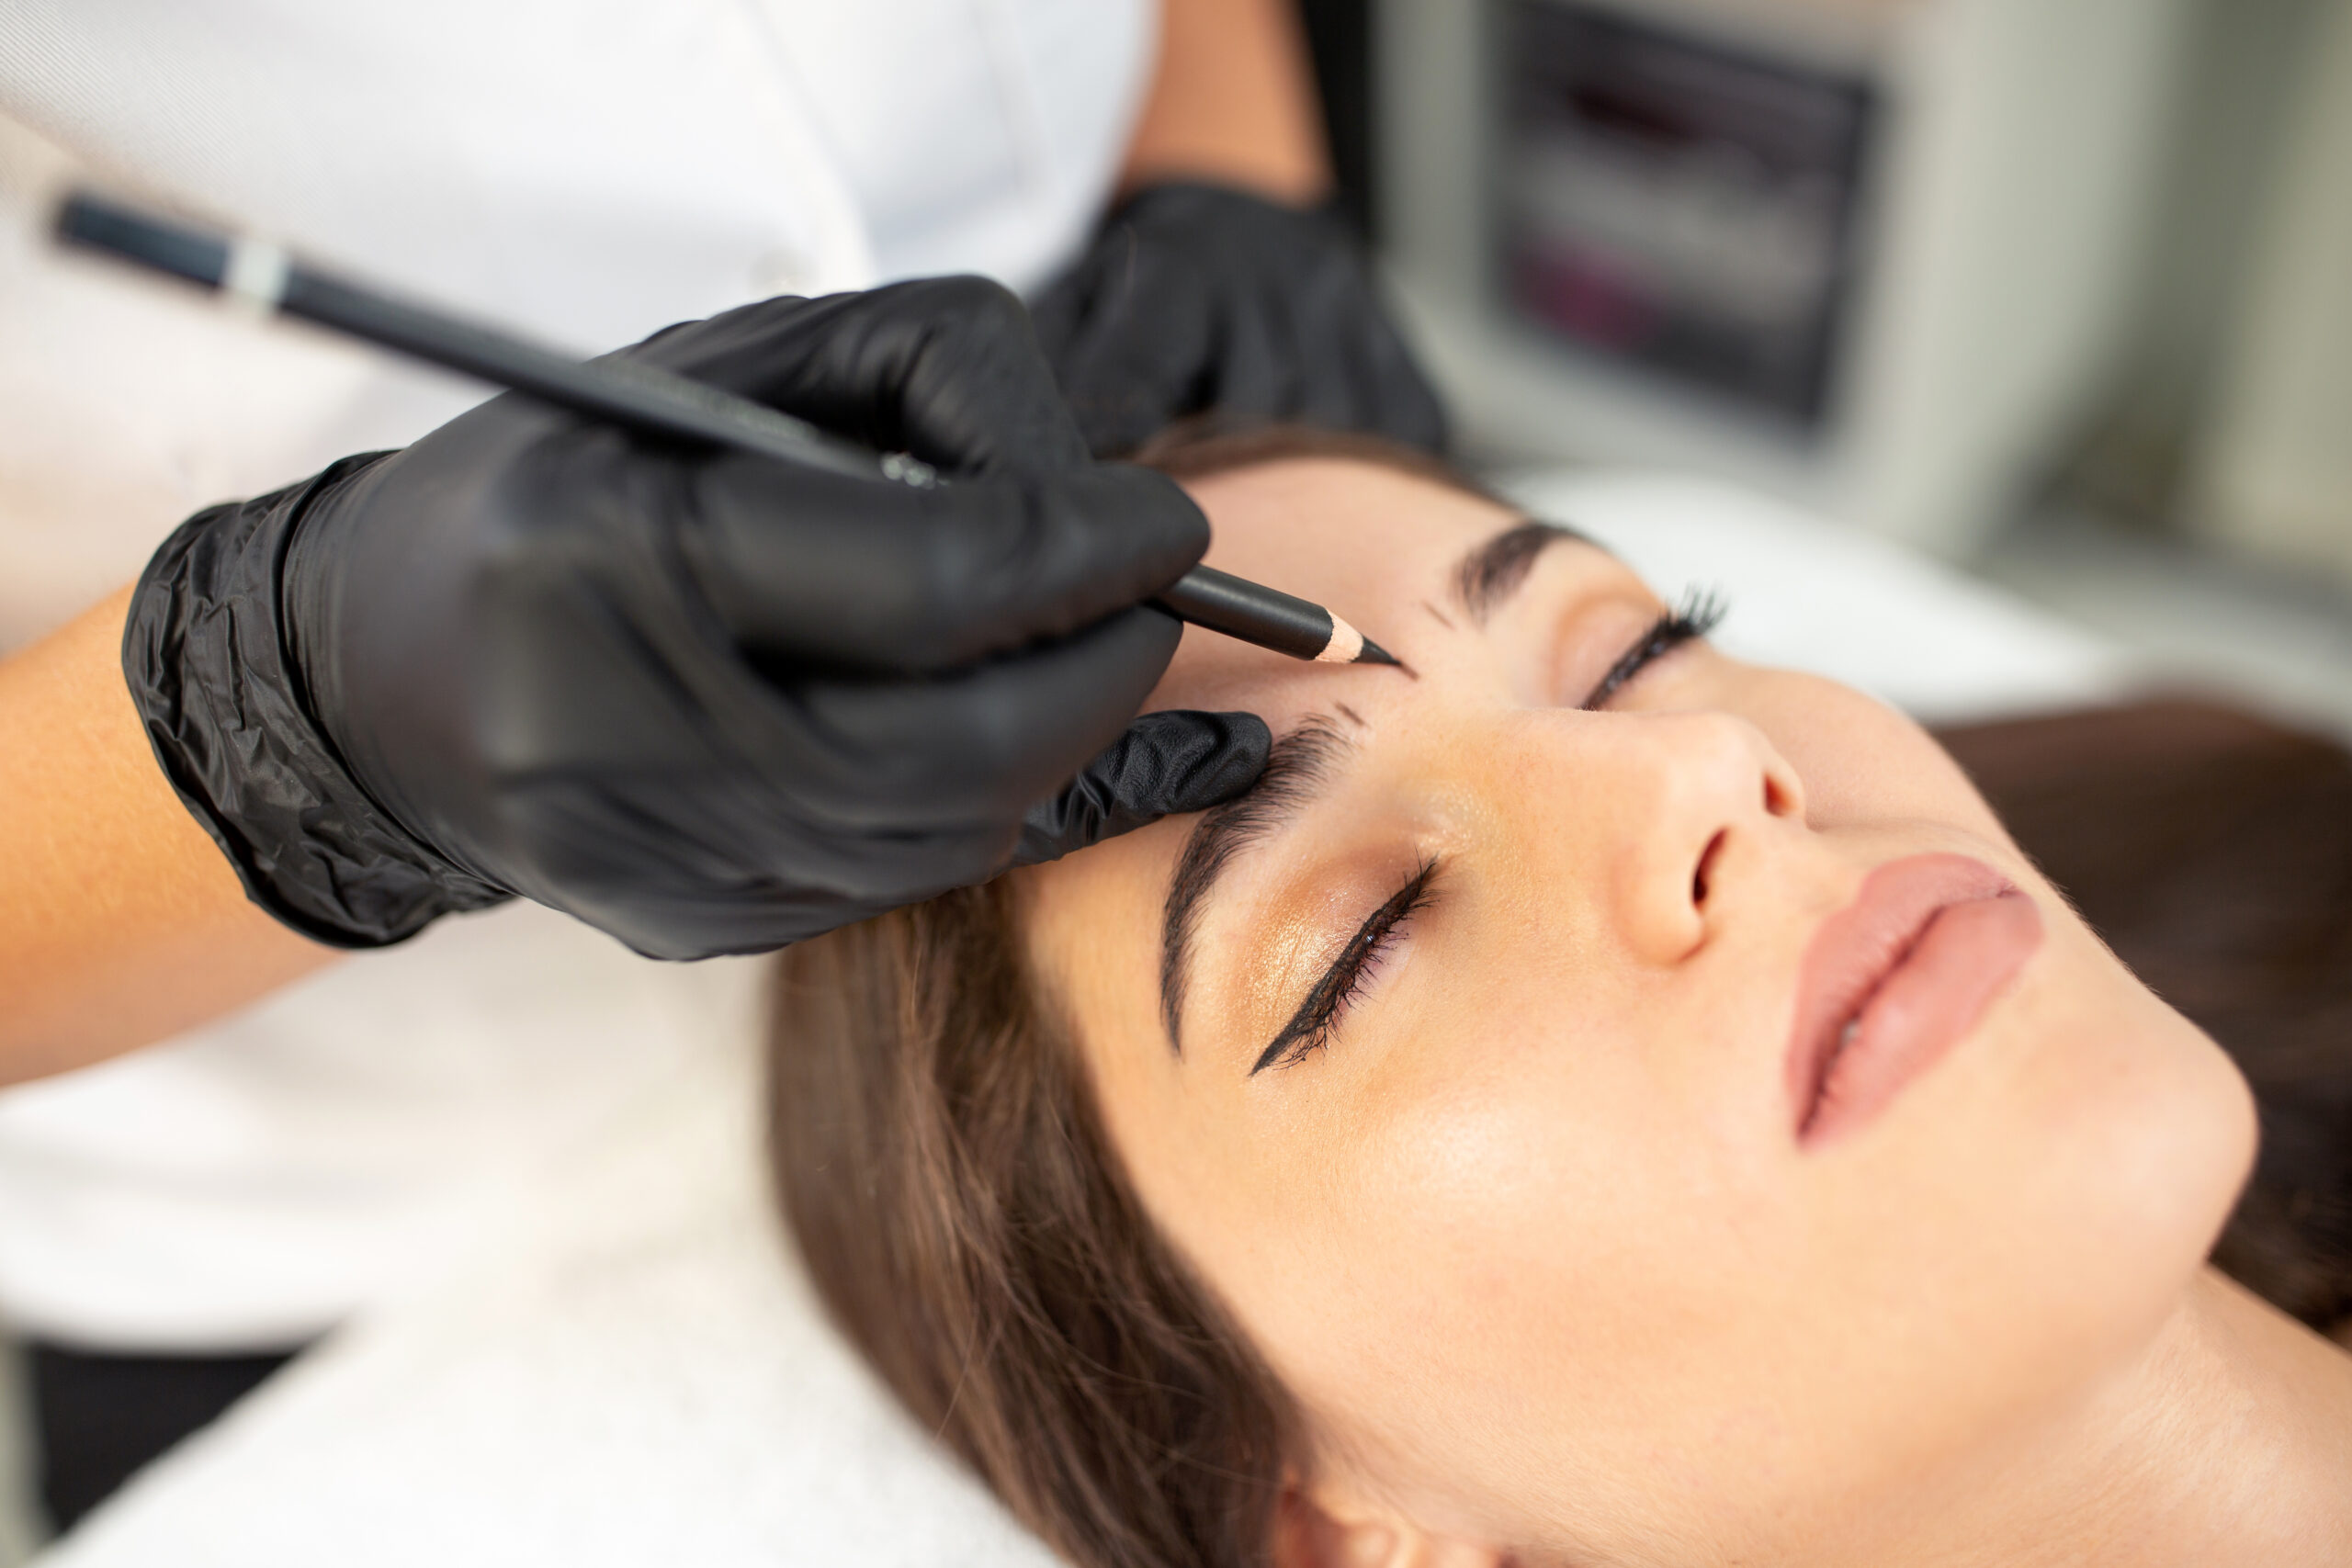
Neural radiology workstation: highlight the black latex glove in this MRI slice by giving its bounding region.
[125,277,1269,960]
[1029,180,1448,459]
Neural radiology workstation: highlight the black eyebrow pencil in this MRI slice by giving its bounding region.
[53,188,1397,669]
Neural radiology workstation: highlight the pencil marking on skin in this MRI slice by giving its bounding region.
[1421,601,1454,629]
[1159,719,1351,1054]
[1334,703,1367,729]
[1454,519,1596,625]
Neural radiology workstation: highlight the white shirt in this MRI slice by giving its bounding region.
[0,0,1152,1348]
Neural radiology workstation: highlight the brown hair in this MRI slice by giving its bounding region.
[769,880,1290,1566]
[768,430,2352,1568]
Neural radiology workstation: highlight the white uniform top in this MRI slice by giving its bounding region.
[0,0,1152,1349]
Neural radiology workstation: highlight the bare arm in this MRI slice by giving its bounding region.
[0,587,335,1084]
[1120,0,1333,204]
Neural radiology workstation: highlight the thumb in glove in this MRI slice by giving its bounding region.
[1016,709,1272,865]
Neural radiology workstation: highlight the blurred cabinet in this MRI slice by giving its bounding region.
[1377,0,2193,554]
[2190,0,2352,588]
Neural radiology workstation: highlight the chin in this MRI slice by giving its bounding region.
[1781,945,2258,1495]
[1953,950,2259,1397]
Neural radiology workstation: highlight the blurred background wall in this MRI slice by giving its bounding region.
[2187,0,2352,587]
[1301,0,2352,728]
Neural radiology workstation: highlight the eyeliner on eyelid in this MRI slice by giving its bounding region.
[1250,858,1441,1077]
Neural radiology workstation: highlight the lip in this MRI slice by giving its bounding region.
[1785,853,2043,1149]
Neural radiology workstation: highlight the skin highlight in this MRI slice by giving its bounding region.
[0,587,334,1080]
[1005,456,2352,1566]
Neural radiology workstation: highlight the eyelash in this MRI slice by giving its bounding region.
[1579,588,1727,709]
[1251,857,1441,1076]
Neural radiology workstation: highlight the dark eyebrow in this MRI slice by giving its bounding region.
[1454,520,1595,624]
[1159,718,1352,1053]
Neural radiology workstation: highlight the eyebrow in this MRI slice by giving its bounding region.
[1159,718,1353,1052]
[1454,520,1594,624]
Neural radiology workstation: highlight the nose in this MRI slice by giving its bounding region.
[1603,712,1804,965]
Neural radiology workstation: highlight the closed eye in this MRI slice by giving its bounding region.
[1579,589,1726,710]
[1250,858,1440,1076]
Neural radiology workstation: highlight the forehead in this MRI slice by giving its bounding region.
[1140,457,1525,719]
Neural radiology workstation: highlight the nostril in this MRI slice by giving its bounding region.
[1692,829,1727,906]
[1762,772,1795,818]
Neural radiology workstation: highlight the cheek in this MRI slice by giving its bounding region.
[1216,1002,1799,1535]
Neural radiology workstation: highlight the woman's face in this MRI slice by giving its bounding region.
[1017,458,2255,1564]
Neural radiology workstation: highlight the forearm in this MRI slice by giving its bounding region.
[1121,0,1332,205]
[0,586,334,1082]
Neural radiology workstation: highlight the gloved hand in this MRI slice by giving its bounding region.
[1029,180,1448,458]
[125,277,1269,960]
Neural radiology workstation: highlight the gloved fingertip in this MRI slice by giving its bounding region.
[1013,709,1270,865]
[1139,709,1272,813]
